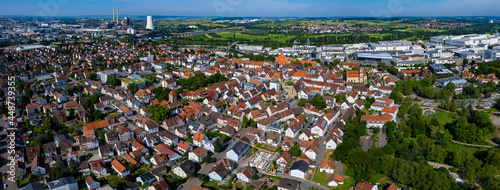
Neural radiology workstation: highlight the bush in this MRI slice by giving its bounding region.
[449,167,458,173]
[235,182,245,190]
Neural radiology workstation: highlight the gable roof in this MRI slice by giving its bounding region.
[290,160,308,172]
[111,159,129,173]
[319,156,335,170]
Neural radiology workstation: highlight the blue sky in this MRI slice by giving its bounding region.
[1,0,499,17]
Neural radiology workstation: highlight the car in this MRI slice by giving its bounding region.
[287,137,292,140]
[285,169,289,174]
[4,184,7,189]
[177,185,183,189]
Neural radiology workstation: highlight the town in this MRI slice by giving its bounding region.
[0,14,500,190]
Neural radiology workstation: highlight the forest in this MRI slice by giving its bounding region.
[333,101,500,190]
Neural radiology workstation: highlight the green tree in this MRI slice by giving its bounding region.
[289,145,301,157]
[297,99,307,106]
[128,83,138,94]
[89,73,97,80]
[242,116,248,128]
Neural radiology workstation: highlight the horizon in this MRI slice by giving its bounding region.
[2,0,500,18]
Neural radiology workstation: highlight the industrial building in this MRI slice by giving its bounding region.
[146,16,154,30]
[430,33,500,47]
[355,52,393,63]
[120,74,146,89]
[437,77,467,86]
[428,64,453,75]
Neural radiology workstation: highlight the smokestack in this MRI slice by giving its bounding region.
[117,5,119,24]
[113,5,115,22]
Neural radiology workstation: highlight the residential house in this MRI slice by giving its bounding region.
[188,147,208,163]
[328,174,345,187]
[277,178,301,190]
[236,166,257,183]
[90,159,108,177]
[353,181,378,190]
[151,154,169,166]
[43,142,58,158]
[116,124,134,142]
[289,160,309,179]
[47,177,78,190]
[136,172,156,185]
[98,144,115,160]
[111,159,131,177]
[85,176,101,190]
[31,156,46,176]
[148,179,170,190]
[319,157,335,174]
[172,160,195,178]
[300,140,319,160]
[177,140,193,154]
[207,158,235,181]
[156,131,180,146]
[105,130,119,144]
[226,137,251,162]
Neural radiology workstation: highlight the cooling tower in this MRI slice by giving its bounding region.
[146,16,154,30]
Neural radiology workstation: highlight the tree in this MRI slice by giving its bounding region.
[389,90,403,103]
[214,141,222,153]
[89,73,97,80]
[128,83,138,94]
[242,116,248,128]
[199,174,209,182]
[289,145,301,157]
[110,178,128,189]
[107,75,120,88]
[251,175,259,180]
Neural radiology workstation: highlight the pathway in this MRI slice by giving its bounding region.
[451,140,494,148]
[485,140,499,147]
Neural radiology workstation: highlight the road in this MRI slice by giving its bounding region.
[274,172,329,190]
[427,161,462,181]
[309,119,338,183]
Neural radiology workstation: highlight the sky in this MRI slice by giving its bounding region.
[1,0,500,17]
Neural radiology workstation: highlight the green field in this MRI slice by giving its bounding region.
[422,110,459,126]
[185,34,214,40]
[395,28,447,32]
[313,170,329,185]
[216,31,294,42]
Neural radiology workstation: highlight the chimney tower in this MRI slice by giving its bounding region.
[116,5,119,24]
[113,5,115,22]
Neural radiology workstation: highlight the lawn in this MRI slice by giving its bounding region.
[105,175,119,181]
[332,177,356,190]
[216,31,294,43]
[185,34,213,40]
[445,141,489,155]
[246,147,258,156]
[422,110,459,126]
[313,170,329,185]
[325,150,335,158]
[484,108,500,113]
[203,181,232,189]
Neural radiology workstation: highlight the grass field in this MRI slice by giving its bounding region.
[313,170,329,185]
[422,110,459,126]
[395,28,446,32]
[185,34,214,40]
[216,30,294,42]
